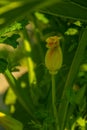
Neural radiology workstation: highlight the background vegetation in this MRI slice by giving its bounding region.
[0,0,87,130]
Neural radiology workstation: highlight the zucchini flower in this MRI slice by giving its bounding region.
[45,36,63,75]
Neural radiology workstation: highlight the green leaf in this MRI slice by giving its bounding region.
[4,70,38,122]
[0,0,87,32]
[0,22,22,36]
[66,88,75,104]
[5,87,16,105]
[66,85,86,105]
[58,26,87,130]
[0,112,23,130]
[0,58,8,73]
[74,85,86,105]
[1,20,28,35]
[71,0,87,8]
[65,28,78,35]
[41,0,87,22]
[0,34,20,48]
[0,0,60,30]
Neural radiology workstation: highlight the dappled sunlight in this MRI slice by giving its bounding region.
[77,117,86,127]
[4,87,16,114]
[35,12,49,24]
[21,81,27,88]
[80,63,87,71]
[23,35,36,85]
[71,117,86,130]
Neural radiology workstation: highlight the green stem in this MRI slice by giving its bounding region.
[4,69,37,122]
[4,69,28,112]
[51,75,60,130]
[61,101,69,130]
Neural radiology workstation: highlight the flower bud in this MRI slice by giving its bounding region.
[45,36,63,75]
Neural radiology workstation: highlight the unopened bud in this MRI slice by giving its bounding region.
[45,36,63,75]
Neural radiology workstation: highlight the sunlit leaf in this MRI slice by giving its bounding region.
[41,0,87,22]
[35,12,49,24]
[77,117,86,127]
[65,28,78,35]
[0,19,29,36]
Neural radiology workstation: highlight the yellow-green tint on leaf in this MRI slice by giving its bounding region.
[24,39,31,52]
[0,1,10,5]
[74,21,82,27]
[10,105,15,114]
[21,81,26,88]
[77,117,86,127]
[65,28,78,35]
[23,37,36,85]
[0,18,5,25]
[0,2,23,15]
[35,12,49,24]
[71,117,86,130]
[27,57,36,85]
[0,112,23,130]
[80,63,87,71]
[5,88,16,105]
[5,88,16,113]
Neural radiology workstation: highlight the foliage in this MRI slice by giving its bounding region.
[0,0,87,130]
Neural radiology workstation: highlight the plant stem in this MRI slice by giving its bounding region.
[4,69,29,112]
[51,75,60,130]
[4,69,37,122]
[58,27,87,130]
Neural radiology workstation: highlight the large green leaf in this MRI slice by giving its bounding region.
[0,0,87,31]
[0,0,60,29]
[71,0,87,8]
[41,0,87,22]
